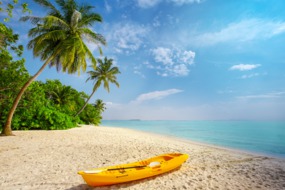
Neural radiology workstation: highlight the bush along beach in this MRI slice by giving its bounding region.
[0,75,104,130]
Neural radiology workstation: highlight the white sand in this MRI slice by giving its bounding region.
[0,125,285,190]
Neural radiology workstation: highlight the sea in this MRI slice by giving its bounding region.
[101,120,285,159]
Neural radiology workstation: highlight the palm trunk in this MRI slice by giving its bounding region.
[74,90,96,117]
[1,60,51,136]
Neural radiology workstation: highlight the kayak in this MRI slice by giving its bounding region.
[78,153,189,187]
[78,153,188,186]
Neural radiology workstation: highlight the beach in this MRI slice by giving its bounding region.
[1,125,285,190]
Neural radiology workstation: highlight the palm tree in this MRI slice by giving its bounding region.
[74,57,120,117]
[48,83,74,106]
[1,0,106,136]
[93,99,106,114]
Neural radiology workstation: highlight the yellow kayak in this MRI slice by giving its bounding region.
[78,153,189,187]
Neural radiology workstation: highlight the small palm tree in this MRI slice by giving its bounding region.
[74,57,120,117]
[93,99,106,114]
[51,85,73,105]
[1,0,106,135]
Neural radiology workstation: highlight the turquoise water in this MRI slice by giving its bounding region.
[101,120,285,158]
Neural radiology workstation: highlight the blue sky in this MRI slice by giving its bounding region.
[2,0,285,120]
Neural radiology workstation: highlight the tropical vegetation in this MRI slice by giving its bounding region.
[0,0,117,135]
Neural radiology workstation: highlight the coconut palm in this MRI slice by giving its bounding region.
[1,0,106,135]
[93,99,106,114]
[47,82,74,106]
[74,57,120,117]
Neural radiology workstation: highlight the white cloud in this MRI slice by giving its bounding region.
[172,64,189,76]
[137,0,162,8]
[134,65,146,78]
[104,0,112,13]
[236,92,285,100]
[153,16,161,27]
[148,47,195,77]
[105,101,114,106]
[106,22,149,54]
[137,0,201,8]
[167,14,180,25]
[241,73,260,79]
[193,19,285,46]
[180,50,196,63]
[240,72,267,79]
[143,61,155,69]
[230,64,261,71]
[169,0,202,6]
[151,14,180,28]
[152,47,174,65]
[132,89,183,104]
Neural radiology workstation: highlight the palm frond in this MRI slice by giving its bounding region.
[93,80,102,92]
[55,0,66,8]
[82,42,96,65]
[103,78,110,92]
[33,0,61,16]
[80,28,106,46]
[59,0,78,22]
[78,4,95,14]
[78,13,102,27]
[43,15,69,30]
[20,16,43,24]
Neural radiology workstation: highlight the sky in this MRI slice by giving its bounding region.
[2,0,285,120]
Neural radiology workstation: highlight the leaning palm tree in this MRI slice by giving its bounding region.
[74,57,120,117]
[1,0,106,136]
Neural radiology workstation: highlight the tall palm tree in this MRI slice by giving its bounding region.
[1,0,106,136]
[74,57,120,117]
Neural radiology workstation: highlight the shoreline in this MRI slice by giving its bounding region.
[108,125,285,160]
[1,125,285,190]
[100,121,285,160]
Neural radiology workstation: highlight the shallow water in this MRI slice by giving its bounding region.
[101,120,285,158]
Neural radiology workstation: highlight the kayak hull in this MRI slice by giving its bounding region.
[78,153,188,187]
